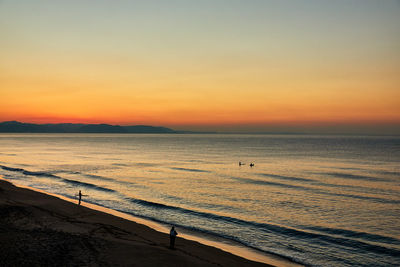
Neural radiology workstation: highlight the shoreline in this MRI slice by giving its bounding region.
[0,178,301,266]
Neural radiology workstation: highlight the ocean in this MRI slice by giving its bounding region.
[0,133,399,266]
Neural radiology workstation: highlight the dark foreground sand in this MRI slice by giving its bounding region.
[0,180,273,266]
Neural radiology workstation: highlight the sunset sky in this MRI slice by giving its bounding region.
[1,0,399,133]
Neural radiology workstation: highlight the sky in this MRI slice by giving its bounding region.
[1,0,399,133]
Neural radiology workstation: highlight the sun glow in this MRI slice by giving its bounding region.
[1,1,399,133]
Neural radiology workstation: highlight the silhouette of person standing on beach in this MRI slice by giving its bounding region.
[169,226,178,249]
[77,190,88,205]
[78,190,82,205]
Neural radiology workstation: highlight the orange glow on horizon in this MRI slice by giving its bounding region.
[1,1,399,133]
[1,112,399,128]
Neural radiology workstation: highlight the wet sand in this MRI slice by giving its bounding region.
[0,179,277,266]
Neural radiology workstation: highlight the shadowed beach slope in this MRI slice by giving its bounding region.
[0,179,270,266]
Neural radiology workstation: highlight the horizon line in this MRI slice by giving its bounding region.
[1,120,400,136]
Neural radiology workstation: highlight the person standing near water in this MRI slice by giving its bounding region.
[77,190,88,205]
[169,226,178,249]
[78,190,82,205]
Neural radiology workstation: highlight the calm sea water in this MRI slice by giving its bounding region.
[0,133,399,266]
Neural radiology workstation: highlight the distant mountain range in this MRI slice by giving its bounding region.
[0,121,177,133]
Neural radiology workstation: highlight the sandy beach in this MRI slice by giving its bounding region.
[0,179,276,266]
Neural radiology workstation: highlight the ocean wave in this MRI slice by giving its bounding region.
[54,170,139,188]
[303,225,400,246]
[234,176,313,190]
[120,195,400,258]
[232,175,400,204]
[110,206,305,265]
[132,162,160,167]
[258,172,378,192]
[258,172,396,195]
[257,173,314,182]
[375,170,400,177]
[322,172,392,182]
[62,178,116,192]
[0,165,116,193]
[3,163,400,265]
[1,165,59,178]
[170,167,210,173]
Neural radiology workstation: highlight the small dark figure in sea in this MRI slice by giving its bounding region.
[169,226,178,249]
[77,190,88,205]
[250,163,254,167]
